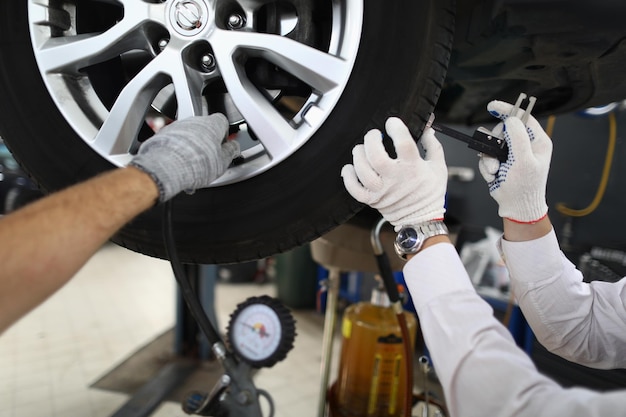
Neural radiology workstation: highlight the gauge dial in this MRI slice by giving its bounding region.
[227,295,296,368]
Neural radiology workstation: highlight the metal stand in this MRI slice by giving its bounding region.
[110,361,196,417]
[108,264,217,417]
[317,268,341,417]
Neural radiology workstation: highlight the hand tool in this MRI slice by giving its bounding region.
[426,93,537,162]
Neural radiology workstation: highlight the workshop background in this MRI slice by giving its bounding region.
[2,107,626,417]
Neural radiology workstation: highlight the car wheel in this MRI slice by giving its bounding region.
[0,0,454,264]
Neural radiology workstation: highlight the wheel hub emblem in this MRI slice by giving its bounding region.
[169,0,209,36]
[175,1,202,30]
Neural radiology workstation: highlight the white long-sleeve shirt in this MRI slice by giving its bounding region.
[500,228,626,369]
[404,241,626,417]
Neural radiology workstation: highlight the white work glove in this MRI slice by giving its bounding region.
[478,100,552,223]
[129,113,240,202]
[341,117,447,231]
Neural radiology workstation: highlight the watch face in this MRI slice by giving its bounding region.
[397,227,419,250]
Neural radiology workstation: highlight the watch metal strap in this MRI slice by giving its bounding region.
[418,220,448,237]
[396,220,449,259]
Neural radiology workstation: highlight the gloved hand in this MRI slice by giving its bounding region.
[478,100,552,223]
[341,117,447,231]
[129,113,240,202]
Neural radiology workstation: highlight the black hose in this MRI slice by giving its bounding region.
[374,253,400,302]
[163,200,223,346]
[371,218,414,417]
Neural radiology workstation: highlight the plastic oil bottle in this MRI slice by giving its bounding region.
[332,280,417,417]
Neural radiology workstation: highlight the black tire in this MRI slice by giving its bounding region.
[0,0,454,264]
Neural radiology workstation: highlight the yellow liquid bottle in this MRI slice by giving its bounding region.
[333,287,417,417]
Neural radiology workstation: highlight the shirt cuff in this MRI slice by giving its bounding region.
[498,228,564,284]
[403,242,476,313]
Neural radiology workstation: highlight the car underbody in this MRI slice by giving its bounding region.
[439,0,626,124]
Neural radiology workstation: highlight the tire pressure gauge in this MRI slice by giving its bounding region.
[227,295,296,368]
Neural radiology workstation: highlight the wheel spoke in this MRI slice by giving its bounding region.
[224,74,296,160]
[172,65,208,119]
[211,29,351,159]
[33,3,164,74]
[91,53,173,155]
[213,45,295,159]
[213,29,350,94]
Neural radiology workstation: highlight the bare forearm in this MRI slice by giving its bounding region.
[0,167,158,333]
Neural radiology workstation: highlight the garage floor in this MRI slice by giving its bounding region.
[0,243,341,417]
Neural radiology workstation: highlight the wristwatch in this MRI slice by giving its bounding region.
[394,220,448,259]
